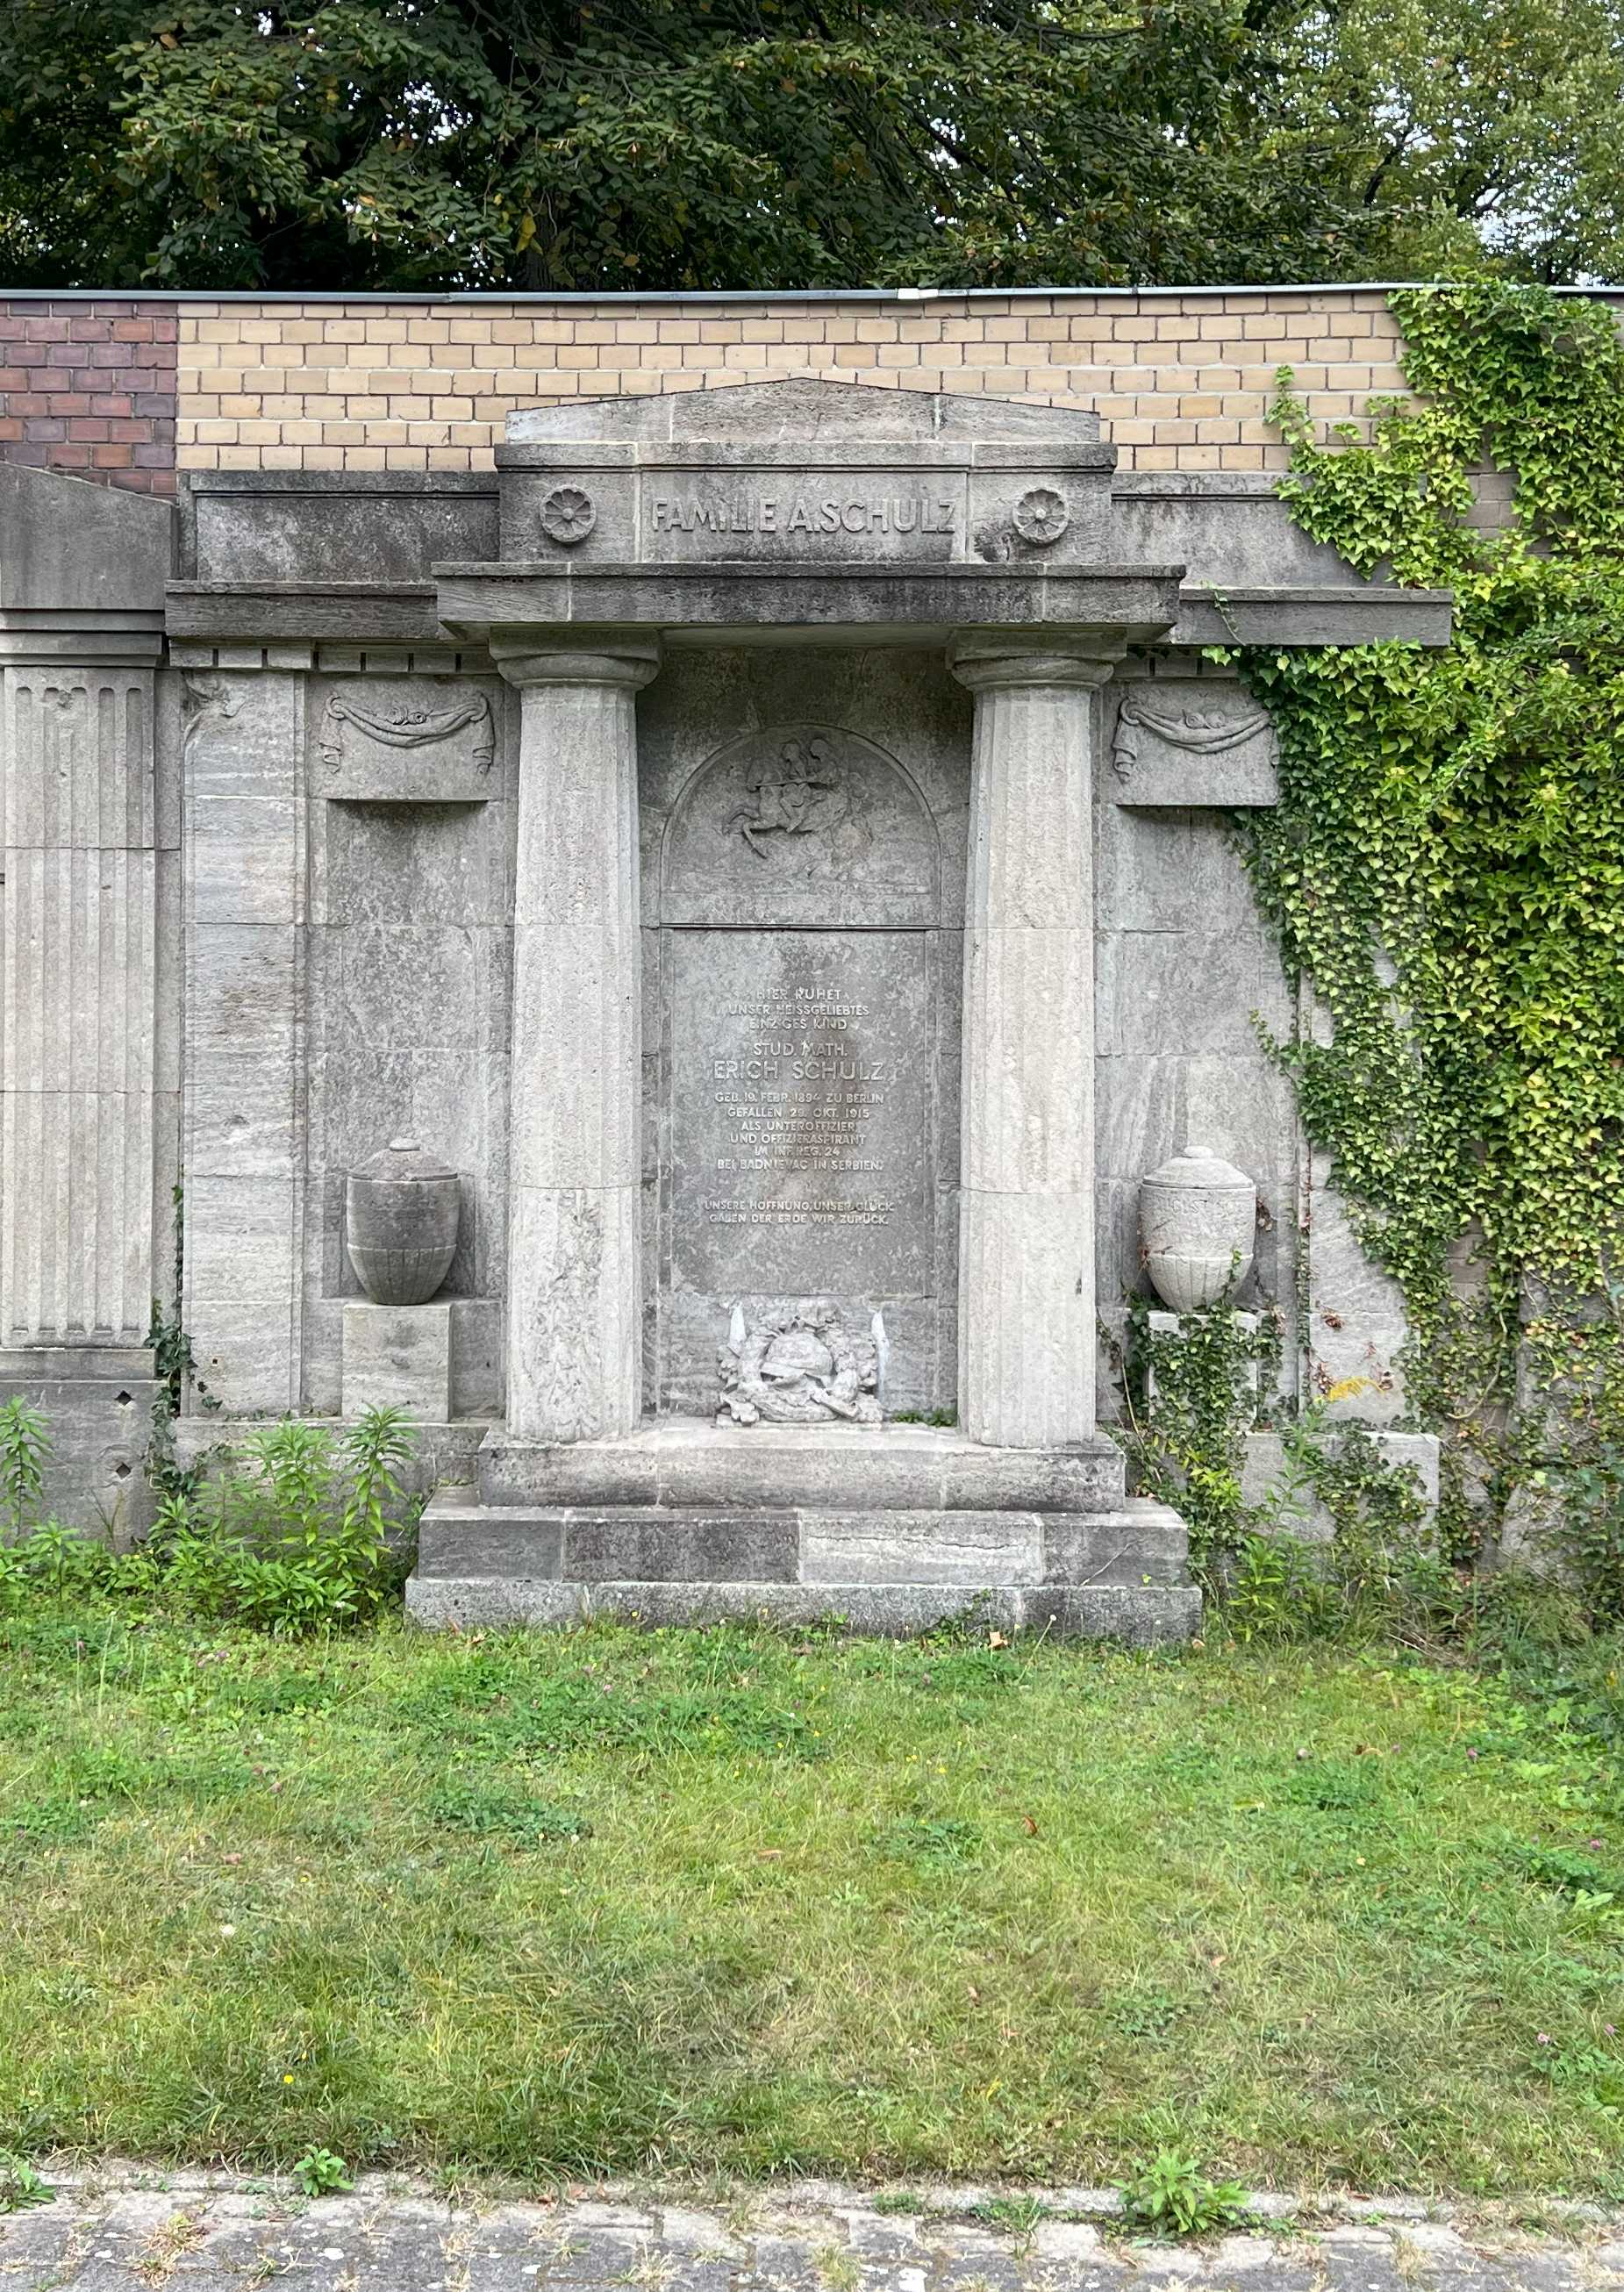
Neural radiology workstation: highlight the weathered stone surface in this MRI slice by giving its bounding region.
[181,672,302,1415]
[801,1509,1043,1586]
[1306,1145,1413,1423]
[0,1349,158,1541]
[340,1300,454,1421]
[22,2174,1607,2292]
[187,469,497,585]
[1,663,162,1349]
[1112,472,1355,591]
[0,460,173,618]
[406,1572,1199,1641]
[1041,1500,1190,1585]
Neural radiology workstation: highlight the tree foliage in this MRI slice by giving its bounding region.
[0,0,1345,288]
[3,0,1622,289]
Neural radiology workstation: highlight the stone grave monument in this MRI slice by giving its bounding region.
[1,371,1451,1610]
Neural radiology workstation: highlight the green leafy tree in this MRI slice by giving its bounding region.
[0,0,1367,287]
[1298,0,1624,283]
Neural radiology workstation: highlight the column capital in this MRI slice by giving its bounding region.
[948,630,1127,695]
[491,632,662,691]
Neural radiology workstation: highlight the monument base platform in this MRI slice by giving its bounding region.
[406,1422,1199,1642]
[473,1419,1130,1513]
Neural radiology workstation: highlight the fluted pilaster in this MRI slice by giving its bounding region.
[1,668,157,1343]
[496,640,660,1443]
[949,634,1123,1448]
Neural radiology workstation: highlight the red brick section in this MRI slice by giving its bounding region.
[0,299,177,497]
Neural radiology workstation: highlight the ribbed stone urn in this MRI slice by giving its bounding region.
[1140,1142,1256,1312]
[345,1138,461,1306]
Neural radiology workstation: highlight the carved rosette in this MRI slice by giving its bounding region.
[540,485,596,545]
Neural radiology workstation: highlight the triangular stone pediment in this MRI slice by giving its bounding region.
[506,373,1101,447]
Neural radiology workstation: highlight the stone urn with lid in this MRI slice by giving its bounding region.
[1140,1142,1256,1312]
[345,1138,461,1306]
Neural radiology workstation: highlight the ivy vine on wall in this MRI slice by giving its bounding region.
[1232,282,1624,1581]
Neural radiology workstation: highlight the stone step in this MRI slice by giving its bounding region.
[418,1494,1186,1589]
[475,1420,1127,1514]
[405,1570,1200,1645]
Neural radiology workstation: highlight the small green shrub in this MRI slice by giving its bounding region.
[1221,1531,1336,1644]
[0,2152,53,2212]
[0,1404,418,1636]
[1117,2148,1252,2239]
[291,2147,353,2197]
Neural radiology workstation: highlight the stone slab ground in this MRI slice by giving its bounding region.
[4,2180,1623,2292]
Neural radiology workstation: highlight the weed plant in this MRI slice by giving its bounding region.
[0,1407,417,1636]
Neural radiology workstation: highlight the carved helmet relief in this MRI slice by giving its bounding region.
[717,1300,883,1427]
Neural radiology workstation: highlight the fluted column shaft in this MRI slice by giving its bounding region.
[949,634,1124,1449]
[496,639,661,1443]
[2,665,159,1343]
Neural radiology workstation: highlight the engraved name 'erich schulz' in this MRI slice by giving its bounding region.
[650,494,956,537]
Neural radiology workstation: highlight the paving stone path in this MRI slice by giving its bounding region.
[4,2181,1624,2292]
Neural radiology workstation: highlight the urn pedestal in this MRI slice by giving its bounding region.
[340,1141,462,1420]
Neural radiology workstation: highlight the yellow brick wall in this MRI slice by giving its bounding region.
[175,289,1409,476]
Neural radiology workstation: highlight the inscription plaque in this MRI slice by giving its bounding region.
[644,478,961,563]
[669,929,932,1299]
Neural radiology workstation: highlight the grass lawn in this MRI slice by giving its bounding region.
[2,1604,1623,2197]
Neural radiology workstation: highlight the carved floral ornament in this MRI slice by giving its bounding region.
[540,485,596,545]
[1012,486,1070,544]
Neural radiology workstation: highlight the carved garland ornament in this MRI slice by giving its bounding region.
[316,690,495,778]
[1112,691,1272,778]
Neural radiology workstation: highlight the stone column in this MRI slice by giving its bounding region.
[494,638,661,1444]
[948,634,1124,1449]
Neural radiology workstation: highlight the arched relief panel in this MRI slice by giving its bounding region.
[654,719,953,1418]
[659,721,940,928]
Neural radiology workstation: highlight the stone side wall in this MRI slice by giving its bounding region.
[0,299,178,494]
[174,290,1409,476]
